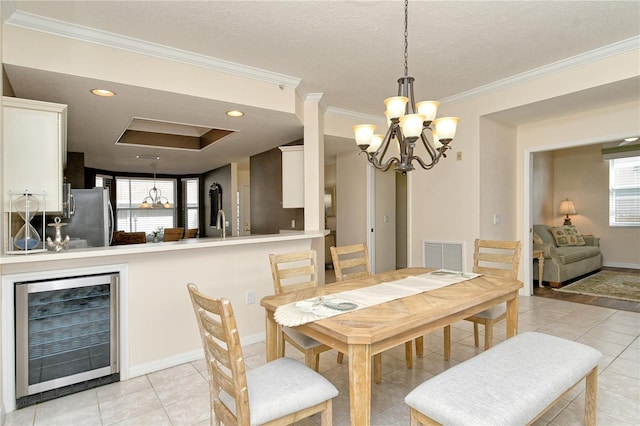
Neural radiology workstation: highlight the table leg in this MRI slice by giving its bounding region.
[265,310,279,362]
[505,294,519,339]
[348,344,371,426]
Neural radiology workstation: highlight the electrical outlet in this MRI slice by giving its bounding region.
[456,151,463,161]
[246,290,255,305]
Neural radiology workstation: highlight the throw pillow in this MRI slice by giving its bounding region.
[550,226,585,247]
[532,231,544,245]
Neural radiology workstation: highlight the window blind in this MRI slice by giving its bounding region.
[609,156,640,227]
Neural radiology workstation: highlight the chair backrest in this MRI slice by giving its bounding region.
[111,231,147,245]
[163,227,184,241]
[330,243,371,282]
[473,239,522,280]
[269,250,318,294]
[187,284,250,425]
[184,228,198,239]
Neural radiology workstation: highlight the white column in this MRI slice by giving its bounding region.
[303,93,325,231]
[303,93,326,281]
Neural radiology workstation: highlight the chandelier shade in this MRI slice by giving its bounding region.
[353,0,460,174]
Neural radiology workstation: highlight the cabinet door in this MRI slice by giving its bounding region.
[280,146,304,208]
[3,98,67,212]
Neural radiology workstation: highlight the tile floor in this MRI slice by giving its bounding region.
[3,295,639,426]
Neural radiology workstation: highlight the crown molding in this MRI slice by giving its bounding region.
[441,36,640,105]
[4,10,302,89]
[325,107,387,126]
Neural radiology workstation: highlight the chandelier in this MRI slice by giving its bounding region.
[353,0,459,174]
[140,163,172,209]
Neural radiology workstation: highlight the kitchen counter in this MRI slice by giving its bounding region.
[0,231,328,265]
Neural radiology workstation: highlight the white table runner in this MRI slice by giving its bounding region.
[274,270,481,327]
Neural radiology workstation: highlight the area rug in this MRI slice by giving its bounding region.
[555,271,640,302]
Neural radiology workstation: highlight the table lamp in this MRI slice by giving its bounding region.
[559,199,577,225]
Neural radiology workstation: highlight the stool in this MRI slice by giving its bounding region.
[405,332,602,426]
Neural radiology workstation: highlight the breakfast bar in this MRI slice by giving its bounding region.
[0,231,326,413]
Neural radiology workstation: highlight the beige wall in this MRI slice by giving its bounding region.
[335,150,367,247]
[531,151,555,224]
[553,145,639,268]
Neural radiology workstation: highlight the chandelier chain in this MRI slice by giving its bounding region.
[403,0,409,77]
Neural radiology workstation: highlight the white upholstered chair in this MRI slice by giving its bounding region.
[187,283,338,425]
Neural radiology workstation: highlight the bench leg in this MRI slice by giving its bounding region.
[444,325,451,361]
[585,367,598,426]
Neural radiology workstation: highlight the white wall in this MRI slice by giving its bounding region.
[374,168,396,273]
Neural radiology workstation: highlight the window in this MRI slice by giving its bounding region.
[609,156,640,227]
[115,177,176,233]
[182,178,199,229]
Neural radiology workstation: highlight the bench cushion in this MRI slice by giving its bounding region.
[405,332,602,425]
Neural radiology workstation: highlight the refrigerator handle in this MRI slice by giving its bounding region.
[69,193,76,215]
[108,201,114,246]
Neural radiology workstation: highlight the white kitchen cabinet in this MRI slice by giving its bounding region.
[3,97,67,212]
[279,146,304,208]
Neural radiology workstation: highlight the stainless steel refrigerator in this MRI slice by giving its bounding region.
[58,188,114,247]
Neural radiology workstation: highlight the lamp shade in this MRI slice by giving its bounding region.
[353,124,376,147]
[559,199,577,215]
[367,134,384,153]
[416,101,440,122]
[433,117,459,141]
[384,96,409,119]
[399,114,426,138]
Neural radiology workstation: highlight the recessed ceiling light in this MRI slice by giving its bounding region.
[90,88,116,97]
[624,137,639,142]
[226,110,244,117]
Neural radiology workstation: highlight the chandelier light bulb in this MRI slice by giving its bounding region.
[353,124,376,148]
[416,101,440,122]
[384,96,409,119]
[431,130,443,149]
[367,134,385,153]
[433,117,460,142]
[399,114,426,138]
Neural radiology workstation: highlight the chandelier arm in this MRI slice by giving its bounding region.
[373,155,400,172]
[411,154,439,170]
[419,132,438,159]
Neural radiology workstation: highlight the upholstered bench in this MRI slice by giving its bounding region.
[405,332,602,426]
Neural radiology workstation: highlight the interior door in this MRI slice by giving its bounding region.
[373,168,396,274]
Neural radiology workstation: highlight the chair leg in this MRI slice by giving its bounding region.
[373,353,382,384]
[405,340,413,369]
[473,322,480,347]
[415,336,424,357]
[336,352,344,364]
[305,352,319,372]
[277,329,285,358]
[444,325,451,361]
[484,321,493,350]
[320,400,333,426]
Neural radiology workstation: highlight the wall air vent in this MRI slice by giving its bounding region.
[423,240,465,271]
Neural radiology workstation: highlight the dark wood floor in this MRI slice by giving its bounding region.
[533,267,640,313]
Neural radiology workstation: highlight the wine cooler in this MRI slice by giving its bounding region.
[15,273,119,407]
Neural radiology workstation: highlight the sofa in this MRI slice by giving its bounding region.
[533,224,602,288]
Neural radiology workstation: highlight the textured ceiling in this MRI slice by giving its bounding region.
[3,0,640,173]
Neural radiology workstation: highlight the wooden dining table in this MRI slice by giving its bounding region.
[260,267,523,425]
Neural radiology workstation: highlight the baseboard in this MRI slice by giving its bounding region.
[603,262,640,270]
[127,332,265,378]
